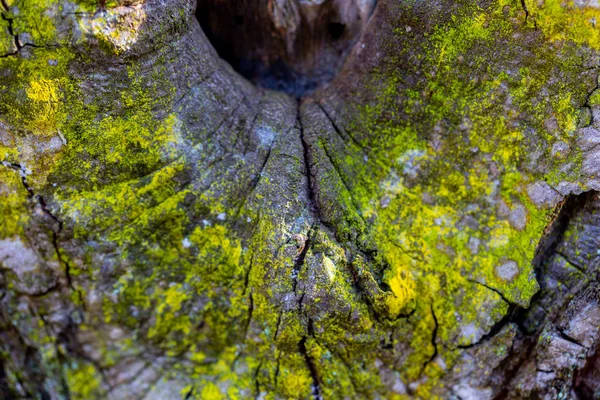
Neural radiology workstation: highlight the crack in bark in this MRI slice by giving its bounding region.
[0,1,21,56]
[420,303,438,377]
[458,193,594,356]
[537,368,555,373]
[274,350,282,387]
[316,102,368,156]
[488,192,599,397]
[298,319,322,400]
[520,0,530,22]
[292,227,314,295]
[555,250,586,273]
[0,1,59,58]
[244,291,254,340]
[457,304,516,349]
[319,138,367,226]
[582,74,600,127]
[468,279,517,308]
[0,305,53,399]
[300,101,403,323]
[557,328,585,348]
[297,100,320,222]
[183,386,194,399]
[273,310,283,340]
[243,249,256,296]
[233,123,277,220]
[253,360,263,400]
[1,162,83,306]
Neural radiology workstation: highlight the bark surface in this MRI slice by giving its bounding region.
[1,0,600,399]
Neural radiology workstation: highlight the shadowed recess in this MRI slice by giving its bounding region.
[195,0,376,97]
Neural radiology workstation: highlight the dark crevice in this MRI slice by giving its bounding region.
[273,311,283,340]
[328,22,345,40]
[196,0,376,97]
[555,250,586,273]
[520,0,529,22]
[468,279,518,308]
[556,328,584,348]
[574,338,600,398]
[320,139,367,226]
[0,1,21,55]
[0,1,58,58]
[233,102,278,221]
[0,357,13,399]
[244,292,254,339]
[253,360,263,399]
[298,320,322,400]
[316,102,367,155]
[345,257,414,324]
[490,191,598,398]
[420,303,438,376]
[1,162,83,306]
[581,75,600,128]
[457,304,517,349]
[297,100,320,221]
[537,368,555,373]
[243,250,255,296]
[274,351,282,387]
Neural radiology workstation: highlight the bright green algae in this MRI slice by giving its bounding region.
[1,0,600,398]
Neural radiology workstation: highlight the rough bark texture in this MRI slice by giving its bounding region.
[1,0,600,399]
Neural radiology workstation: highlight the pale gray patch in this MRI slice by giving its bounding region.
[582,148,600,177]
[144,377,187,400]
[497,199,510,218]
[0,238,39,275]
[526,181,562,208]
[460,323,483,345]
[468,237,480,255]
[496,260,519,282]
[554,181,585,196]
[551,141,569,157]
[508,202,527,231]
[577,126,600,151]
[564,303,600,348]
[452,384,493,400]
[256,126,276,147]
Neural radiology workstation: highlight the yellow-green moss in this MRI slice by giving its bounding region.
[524,0,600,50]
[0,166,29,238]
[64,362,103,400]
[340,0,593,393]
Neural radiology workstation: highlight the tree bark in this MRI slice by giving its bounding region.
[1,0,600,398]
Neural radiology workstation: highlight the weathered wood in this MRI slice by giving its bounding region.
[1,0,600,398]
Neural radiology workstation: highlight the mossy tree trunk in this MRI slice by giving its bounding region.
[2,0,600,399]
